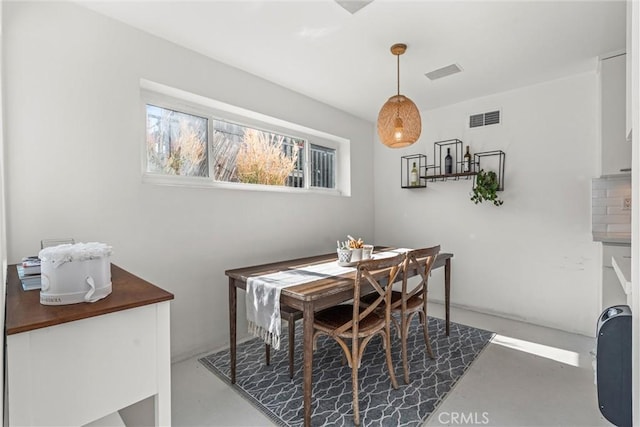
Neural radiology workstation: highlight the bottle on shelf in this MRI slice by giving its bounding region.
[410,162,419,186]
[445,148,453,174]
[463,145,472,172]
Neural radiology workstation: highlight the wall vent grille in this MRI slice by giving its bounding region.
[469,114,484,128]
[469,110,500,128]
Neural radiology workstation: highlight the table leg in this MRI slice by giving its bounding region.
[229,277,237,384]
[445,258,451,336]
[303,301,314,427]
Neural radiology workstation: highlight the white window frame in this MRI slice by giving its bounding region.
[140,80,350,196]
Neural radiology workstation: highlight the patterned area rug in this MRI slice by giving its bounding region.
[199,316,494,427]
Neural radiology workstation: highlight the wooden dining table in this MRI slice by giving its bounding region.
[226,247,453,427]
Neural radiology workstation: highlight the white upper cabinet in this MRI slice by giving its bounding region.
[601,54,631,176]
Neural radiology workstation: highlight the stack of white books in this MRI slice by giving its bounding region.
[17,256,41,291]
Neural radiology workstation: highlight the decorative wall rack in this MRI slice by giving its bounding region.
[400,139,506,190]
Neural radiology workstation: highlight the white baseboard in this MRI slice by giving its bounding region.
[429,297,596,338]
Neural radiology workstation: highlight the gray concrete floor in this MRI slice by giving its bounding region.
[172,303,610,426]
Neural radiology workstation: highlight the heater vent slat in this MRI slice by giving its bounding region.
[469,110,501,128]
[469,114,484,128]
[484,110,500,125]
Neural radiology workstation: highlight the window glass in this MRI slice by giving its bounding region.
[146,105,208,177]
[310,144,336,189]
[211,119,305,187]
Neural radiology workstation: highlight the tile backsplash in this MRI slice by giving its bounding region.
[592,175,631,233]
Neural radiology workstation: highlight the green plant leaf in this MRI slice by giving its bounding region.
[470,169,503,206]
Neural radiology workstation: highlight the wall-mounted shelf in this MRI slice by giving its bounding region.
[423,139,476,181]
[400,154,427,188]
[428,171,477,179]
[400,139,506,191]
[473,150,506,191]
[434,139,465,178]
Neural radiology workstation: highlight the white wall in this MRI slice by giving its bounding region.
[3,2,375,360]
[630,0,640,420]
[374,72,600,336]
[0,0,6,420]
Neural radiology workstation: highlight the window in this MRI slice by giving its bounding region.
[142,84,346,194]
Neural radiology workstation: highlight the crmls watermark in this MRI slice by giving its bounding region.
[438,411,490,425]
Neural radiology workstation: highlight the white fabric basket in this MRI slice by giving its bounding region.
[39,242,113,305]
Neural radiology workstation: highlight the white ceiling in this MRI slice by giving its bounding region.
[78,0,626,123]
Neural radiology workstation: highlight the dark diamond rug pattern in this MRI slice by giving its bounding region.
[199,316,494,427]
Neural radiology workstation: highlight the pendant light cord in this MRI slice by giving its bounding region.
[396,53,400,96]
[395,53,401,119]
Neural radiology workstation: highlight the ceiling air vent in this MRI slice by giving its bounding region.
[469,110,501,128]
[425,64,463,81]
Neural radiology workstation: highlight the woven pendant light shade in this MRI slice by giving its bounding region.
[377,43,421,148]
[377,95,421,148]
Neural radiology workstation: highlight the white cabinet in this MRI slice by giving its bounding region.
[7,304,171,426]
[601,54,631,175]
[5,265,173,427]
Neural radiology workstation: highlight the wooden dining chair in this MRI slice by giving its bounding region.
[395,246,440,383]
[265,306,302,379]
[361,245,440,384]
[312,253,403,426]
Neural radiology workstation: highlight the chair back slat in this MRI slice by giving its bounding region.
[332,253,406,337]
[398,246,440,309]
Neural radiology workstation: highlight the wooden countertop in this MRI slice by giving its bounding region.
[6,264,174,335]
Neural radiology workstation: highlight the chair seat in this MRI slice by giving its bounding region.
[389,291,424,311]
[361,291,424,312]
[314,305,385,336]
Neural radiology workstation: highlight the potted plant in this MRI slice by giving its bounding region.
[470,169,503,206]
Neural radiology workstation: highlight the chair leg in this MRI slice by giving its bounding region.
[421,299,435,359]
[265,343,271,366]
[391,315,401,340]
[384,326,399,390]
[352,343,360,426]
[288,316,295,379]
[401,313,410,384]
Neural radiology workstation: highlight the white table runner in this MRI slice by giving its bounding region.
[246,249,410,350]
